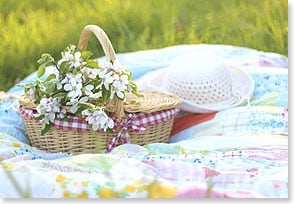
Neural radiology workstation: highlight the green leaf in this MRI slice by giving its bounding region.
[37,63,46,78]
[128,81,143,97]
[106,128,115,134]
[72,67,79,75]
[125,71,133,80]
[78,102,94,110]
[59,61,70,74]
[85,60,99,68]
[33,114,44,120]
[16,82,35,89]
[41,123,51,135]
[52,91,67,98]
[45,73,57,81]
[102,86,111,103]
[92,79,103,87]
[43,80,56,93]
[81,51,93,60]
[132,91,144,97]
[129,81,137,89]
[37,53,53,64]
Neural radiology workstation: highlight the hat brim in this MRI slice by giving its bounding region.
[135,66,254,113]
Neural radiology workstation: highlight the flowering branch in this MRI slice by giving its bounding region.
[18,44,140,135]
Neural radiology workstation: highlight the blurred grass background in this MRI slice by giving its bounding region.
[0,0,288,91]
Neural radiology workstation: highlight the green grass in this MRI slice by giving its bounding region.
[0,0,288,91]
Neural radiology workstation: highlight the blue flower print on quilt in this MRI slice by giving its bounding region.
[0,96,29,144]
[250,72,288,108]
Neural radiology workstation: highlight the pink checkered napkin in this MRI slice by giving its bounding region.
[19,106,179,152]
[19,106,179,131]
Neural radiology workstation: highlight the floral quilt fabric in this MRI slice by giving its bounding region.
[0,44,288,198]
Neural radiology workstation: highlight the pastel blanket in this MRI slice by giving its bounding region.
[0,44,288,198]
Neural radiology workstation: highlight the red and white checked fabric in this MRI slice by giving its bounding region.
[19,106,180,152]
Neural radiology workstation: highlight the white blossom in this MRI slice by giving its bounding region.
[72,51,83,68]
[82,109,114,131]
[57,109,67,119]
[66,96,89,114]
[81,67,100,79]
[63,73,83,99]
[104,74,114,90]
[36,97,61,124]
[57,76,70,90]
[112,60,124,73]
[84,84,102,98]
[28,88,35,100]
[58,45,84,69]
[98,70,114,90]
[85,84,94,96]
[98,61,112,71]
[110,74,129,99]
[81,109,91,116]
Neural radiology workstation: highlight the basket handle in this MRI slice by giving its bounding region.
[78,25,125,120]
[78,25,117,62]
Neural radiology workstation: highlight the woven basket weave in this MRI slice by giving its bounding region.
[19,25,181,154]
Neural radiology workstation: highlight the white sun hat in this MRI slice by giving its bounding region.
[136,52,254,113]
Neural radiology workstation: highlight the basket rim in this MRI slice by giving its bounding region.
[18,90,181,113]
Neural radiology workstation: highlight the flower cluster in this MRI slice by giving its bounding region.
[19,44,139,134]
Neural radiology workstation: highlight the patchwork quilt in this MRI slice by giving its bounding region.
[0,44,288,198]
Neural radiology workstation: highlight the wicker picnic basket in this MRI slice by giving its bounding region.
[19,25,181,154]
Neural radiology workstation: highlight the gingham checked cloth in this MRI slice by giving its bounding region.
[19,106,180,152]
